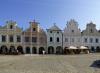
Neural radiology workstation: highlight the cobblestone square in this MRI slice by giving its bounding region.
[0,54,100,73]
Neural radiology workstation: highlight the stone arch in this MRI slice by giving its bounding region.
[91,46,95,52]
[39,47,45,54]
[17,46,23,54]
[96,46,100,52]
[63,47,69,54]
[85,46,90,51]
[0,45,8,54]
[32,47,37,54]
[48,46,54,54]
[56,46,62,54]
[26,47,30,54]
[9,46,17,54]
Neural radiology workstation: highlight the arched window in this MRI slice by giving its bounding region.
[50,31,52,33]
[90,29,93,33]
[57,37,59,42]
[50,37,53,42]
[10,25,13,29]
[33,28,36,31]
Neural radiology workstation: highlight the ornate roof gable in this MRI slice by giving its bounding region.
[82,22,100,36]
[48,23,61,31]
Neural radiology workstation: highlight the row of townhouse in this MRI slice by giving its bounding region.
[47,19,100,54]
[0,19,100,54]
[0,20,47,54]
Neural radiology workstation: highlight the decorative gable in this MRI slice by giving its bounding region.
[64,19,81,36]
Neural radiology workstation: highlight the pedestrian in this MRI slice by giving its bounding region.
[43,50,45,55]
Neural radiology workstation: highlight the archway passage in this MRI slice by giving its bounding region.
[26,47,30,54]
[91,46,95,52]
[9,46,17,55]
[96,46,100,52]
[63,47,70,54]
[32,47,37,54]
[0,45,8,54]
[17,46,23,54]
[39,47,45,54]
[56,46,62,54]
[48,46,54,54]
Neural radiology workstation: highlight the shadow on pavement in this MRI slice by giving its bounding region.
[90,60,100,68]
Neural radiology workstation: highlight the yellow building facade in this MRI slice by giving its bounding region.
[23,21,47,54]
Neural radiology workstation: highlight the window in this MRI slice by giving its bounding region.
[57,37,59,42]
[84,38,87,43]
[32,37,37,43]
[65,38,68,42]
[57,31,59,34]
[77,38,80,42]
[50,31,52,33]
[2,35,6,42]
[40,37,44,43]
[25,37,30,42]
[50,37,53,42]
[95,38,99,43]
[17,35,21,42]
[72,38,74,42]
[91,46,95,52]
[10,25,13,29]
[9,35,14,42]
[90,38,93,43]
[72,30,74,33]
[33,28,36,31]
[90,29,93,33]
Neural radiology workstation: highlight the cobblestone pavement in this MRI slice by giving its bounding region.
[0,54,100,73]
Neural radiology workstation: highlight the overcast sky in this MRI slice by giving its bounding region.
[0,0,100,31]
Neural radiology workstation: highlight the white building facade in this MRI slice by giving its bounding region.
[47,24,63,54]
[63,19,81,49]
[0,20,100,55]
[81,22,100,52]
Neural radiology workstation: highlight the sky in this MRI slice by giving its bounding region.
[0,0,100,31]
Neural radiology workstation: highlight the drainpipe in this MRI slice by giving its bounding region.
[62,30,63,54]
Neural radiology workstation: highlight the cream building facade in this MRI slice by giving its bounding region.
[0,20,23,54]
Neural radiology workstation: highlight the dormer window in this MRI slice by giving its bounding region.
[10,25,13,29]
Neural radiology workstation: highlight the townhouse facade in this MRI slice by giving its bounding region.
[81,22,100,52]
[63,19,81,49]
[47,24,63,54]
[23,21,47,54]
[0,19,100,55]
[63,20,82,54]
[0,20,23,54]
